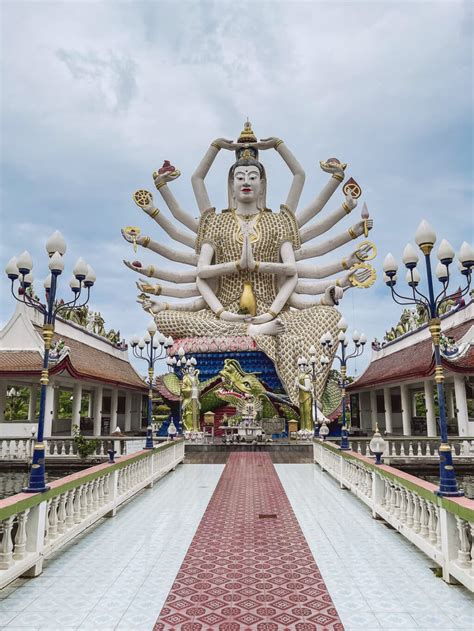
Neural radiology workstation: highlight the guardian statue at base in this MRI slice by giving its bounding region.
[122,122,376,404]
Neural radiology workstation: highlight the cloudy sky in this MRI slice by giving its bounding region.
[1,0,472,378]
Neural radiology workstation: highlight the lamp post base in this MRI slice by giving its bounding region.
[436,444,464,497]
[340,428,350,450]
[24,446,50,493]
[144,429,154,450]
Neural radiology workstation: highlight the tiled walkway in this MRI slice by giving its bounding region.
[0,460,472,630]
[0,465,224,630]
[154,452,342,630]
[277,464,474,630]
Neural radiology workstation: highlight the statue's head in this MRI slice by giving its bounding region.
[227,120,267,210]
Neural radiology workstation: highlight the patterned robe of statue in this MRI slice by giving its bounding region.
[155,205,340,404]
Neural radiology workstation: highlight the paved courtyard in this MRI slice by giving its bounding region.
[0,460,472,630]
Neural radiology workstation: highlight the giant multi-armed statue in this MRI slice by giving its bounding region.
[122,122,375,404]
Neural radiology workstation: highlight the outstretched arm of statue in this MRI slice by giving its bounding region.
[295,267,362,294]
[299,193,357,244]
[121,230,198,266]
[258,138,305,211]
[137,295,206,314]
[153,170,199,233]
[296,159,347,227]
[293,267,372,303]
[289,285,344,308]
[191,138,238,214]
[139,198,196,248]
[296,243,373,278]
[295,219,373,260]
[136,280,199,298]
[123,258,196,283]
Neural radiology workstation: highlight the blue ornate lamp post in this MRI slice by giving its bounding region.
[321,317,366,450]
[167,348,197,435]
[5,231,96,492]
[130,323,173,449]
[306,346,330,429]
[383,220,473,496]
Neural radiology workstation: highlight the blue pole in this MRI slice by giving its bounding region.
[23,271,59,493]
[423,251,462,496]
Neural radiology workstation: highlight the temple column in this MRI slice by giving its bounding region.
[28,385,38,422]
[110,389,118,432]
[424,379,437,437]
[370,390,378,430]
[71,383,82,434]
[93,386,103,436]
[383,387,393,434]
[124,391,132,432]
[400,384,412,436]
[446,384,455,420]
[453,374,469,437]
[43,384,55,437]
[0,381,7,423]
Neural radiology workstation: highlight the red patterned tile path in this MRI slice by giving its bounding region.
[154,452,343,631]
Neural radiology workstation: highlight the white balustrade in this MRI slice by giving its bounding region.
[328,437,474,461]
[0,439,184,589]
[313,440,474,592]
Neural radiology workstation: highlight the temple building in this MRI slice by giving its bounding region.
[0,303,147,437]
[348,300,473,436]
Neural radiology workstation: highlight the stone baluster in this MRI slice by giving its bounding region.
[416,442,422,456]
[60,441,66,456]
[13,510,30,561]
[98,476,105,506]
[53,441,59,456]
[435,506,442,549]
[99,441,105,456]
[408,442,414,456]
[73,487,81,524]
[419,499,429,537]
[366,471,372,498]
[455,516,471,566]
[0,516,15,569]
[44,499,52,543]
[17,441,25,460]
[48,497,59,540]
[427,502,437,544]
[79,485,88,520]
[434,447,439,457]
[405,491,414,528]
[57,493,68,534]
[399,487,407,523]
[470,524,474,574]
[357,442,362,454]
[86,482,94,514]
[399,442,405,457]
[92,479,100,510]
[393,487,401,519]
[65,490,75,528]
[412,495,421,533]
[104,473,111,503]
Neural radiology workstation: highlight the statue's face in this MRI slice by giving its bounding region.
[233,166,261,204]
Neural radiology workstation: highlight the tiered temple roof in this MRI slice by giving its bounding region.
[348,302,474,391]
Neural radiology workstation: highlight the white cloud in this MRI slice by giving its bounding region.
[1,0,472,377]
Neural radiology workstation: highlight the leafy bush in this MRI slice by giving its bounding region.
[72,424,100,459]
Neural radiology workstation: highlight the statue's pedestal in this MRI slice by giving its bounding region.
[169,337,284,391]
